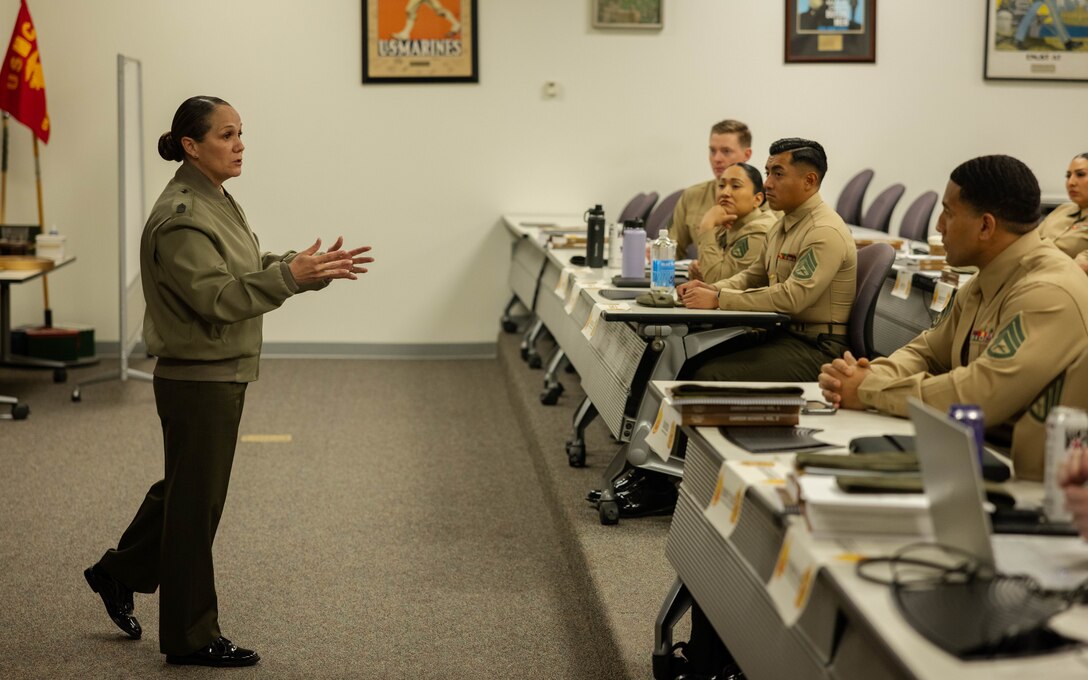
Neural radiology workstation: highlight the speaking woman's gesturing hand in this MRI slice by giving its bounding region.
[289,237,374,284]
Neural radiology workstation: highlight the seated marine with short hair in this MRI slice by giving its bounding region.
[819,155,1088,481]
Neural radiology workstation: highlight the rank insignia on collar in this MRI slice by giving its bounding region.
[986,314,1026,359]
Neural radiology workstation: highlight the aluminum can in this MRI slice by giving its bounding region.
[1044,407,1088,522]
[948,404,985,467]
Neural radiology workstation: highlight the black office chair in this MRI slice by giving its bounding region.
[644,189,683,240]
[897,191,938,242]
[850,243,896,358]
[835,169,875,226]
[861,184,906,234]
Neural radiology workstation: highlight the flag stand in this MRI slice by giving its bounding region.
[32,135,49,327]
[1,112,7,222]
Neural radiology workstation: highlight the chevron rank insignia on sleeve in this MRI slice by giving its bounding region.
[985,314,1026,359]
[792,248,817,280]
[730,236,749,259]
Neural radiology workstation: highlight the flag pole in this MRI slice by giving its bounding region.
[32,134,50,327]
[1,112,8,224]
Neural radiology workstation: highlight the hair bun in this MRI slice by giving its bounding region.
[157,131,183,162]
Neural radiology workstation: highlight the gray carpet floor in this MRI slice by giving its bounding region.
[0,335,681,679]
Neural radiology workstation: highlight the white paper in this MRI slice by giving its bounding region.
[554,269,573,299]
[891,269,912,300]
[930,281,954,312]
[766,525,820,626]
[646,401,681,461]
[703,462,747,540]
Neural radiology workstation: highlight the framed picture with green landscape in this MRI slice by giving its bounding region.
[593,0,663,30]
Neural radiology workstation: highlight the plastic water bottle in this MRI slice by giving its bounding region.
[650,228,676,295]
[621,219,646,279]
[607,222,621,267]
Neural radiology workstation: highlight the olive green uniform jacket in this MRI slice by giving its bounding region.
[1038,201,1088,265]
[140,162,324,383]
[857,234,1088,481]
[713,193,856,334]
[695,208,776,283]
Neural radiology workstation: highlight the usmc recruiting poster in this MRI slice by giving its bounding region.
[363,0,478,83]
[986,0,1088,81]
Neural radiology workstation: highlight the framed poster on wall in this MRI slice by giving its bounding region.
[362,0,478,83]
[592,0,664,30]
[785,0,876,63]
[985,0,1088,81]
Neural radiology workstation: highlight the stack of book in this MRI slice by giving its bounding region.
[665,384,806,427]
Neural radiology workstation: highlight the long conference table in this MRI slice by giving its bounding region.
[650,380,1088,680]
[504,214,788,523]
[502,214,963,523]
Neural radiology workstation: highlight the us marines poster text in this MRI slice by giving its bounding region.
[362,0,478,83]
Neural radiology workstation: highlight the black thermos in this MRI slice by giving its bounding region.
[585,204,605,268]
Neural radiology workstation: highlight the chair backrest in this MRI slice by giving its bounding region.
[850,243,896,358]
[617,193,646,223]
[896,190,939,242]
[644,189,683,240]
[634,191,659,224]
[835,169,874,225]
[861,183,906,234]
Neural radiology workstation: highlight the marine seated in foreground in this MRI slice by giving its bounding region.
[685,162,775,284]
[818,154,1088,481]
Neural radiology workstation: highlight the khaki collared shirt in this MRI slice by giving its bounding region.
[670,179,716,258]
[713,193,856,326]
[1037,201,1088,260]
[857,234,1088,480]
[695,208,775,283]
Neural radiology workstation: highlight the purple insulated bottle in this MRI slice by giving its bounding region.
[621,219,646,279]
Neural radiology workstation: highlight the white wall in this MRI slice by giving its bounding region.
[3,1,1083,350]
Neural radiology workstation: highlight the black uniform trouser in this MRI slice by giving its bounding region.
[98,377,247,655]
[680,329,850,383]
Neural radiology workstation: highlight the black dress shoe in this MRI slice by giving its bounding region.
[615,478,678,517]
[84,565,141,639]
[166,637,260,667]
[585,467,651,503]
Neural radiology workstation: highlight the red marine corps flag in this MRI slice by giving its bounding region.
[0,0,48,143]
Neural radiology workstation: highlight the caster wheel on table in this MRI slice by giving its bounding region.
[71,388,82,402]
[527,353,542,369]
[539,383,563,405]
[53,368,68,383]
[11,402,30,420]
[502,320,518,333]
[599,501,620,525]
[566,441,586,467]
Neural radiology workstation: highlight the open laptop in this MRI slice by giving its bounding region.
[909,398,1088,591]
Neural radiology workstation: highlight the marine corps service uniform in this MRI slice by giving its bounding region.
[1037,201,1088,261]
[670,180,716,259]
[96,162,326,656]
[857,234,1088,481]
[694,207,775,283]
[685,193,857,381]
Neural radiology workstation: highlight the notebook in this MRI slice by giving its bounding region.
[909,398,1088,591]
